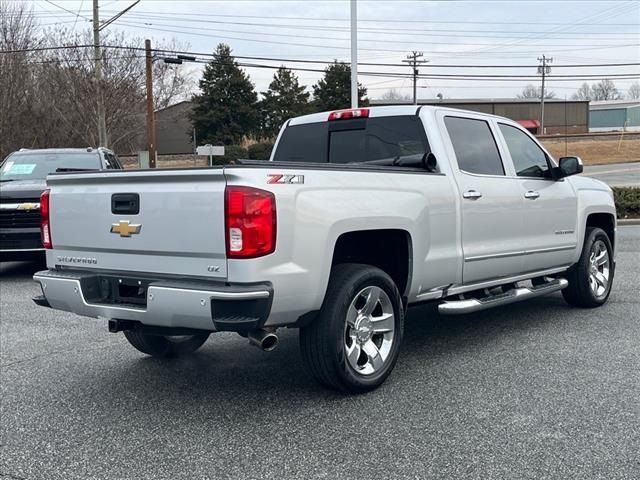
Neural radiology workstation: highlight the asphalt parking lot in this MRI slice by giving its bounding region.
[583,162,640,187]
[1,227,639,480]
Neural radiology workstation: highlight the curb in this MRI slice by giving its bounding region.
[618,219,640,226]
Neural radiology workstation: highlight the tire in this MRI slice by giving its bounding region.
[300,264,404,394]
[123,329,210,357]
[562,227,614,308]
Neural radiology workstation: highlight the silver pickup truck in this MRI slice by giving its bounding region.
[33,106,616,393]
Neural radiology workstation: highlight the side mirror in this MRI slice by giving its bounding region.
[558,156,583,178]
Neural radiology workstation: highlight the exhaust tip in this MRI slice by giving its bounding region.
[248,329,279,352]
[261,333,278,352]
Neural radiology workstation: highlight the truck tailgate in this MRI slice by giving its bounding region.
[47,169,227,279]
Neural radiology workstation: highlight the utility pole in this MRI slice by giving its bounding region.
[145,39,157,168]
[403,51,427,105]
[537,54,552,135]
[350,0,358,109]
[93,0,108,147]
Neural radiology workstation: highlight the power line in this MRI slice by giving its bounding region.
[5,54,638,83]
[42,0,92,21]
[99,0,140,31]
[12,53,633,87]
[72,0,85,30]
[105,18,638,48]
[90,12,640,38]
[20,11,640,39]
[60,9,640,27]
[3,44,639,72]
[110,20,640,56]
[453,0,633,57]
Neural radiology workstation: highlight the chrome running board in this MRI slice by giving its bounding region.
[438,278,568,315]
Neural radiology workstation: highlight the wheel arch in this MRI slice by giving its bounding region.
[586,212,616,251]
[330,229,413,301]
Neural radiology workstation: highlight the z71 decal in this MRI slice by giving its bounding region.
[267,174,304,184]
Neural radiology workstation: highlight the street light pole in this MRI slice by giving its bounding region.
[92,0,108,147]
[145,39,157,168]
[350,0,358,109]
[142,52,195,169]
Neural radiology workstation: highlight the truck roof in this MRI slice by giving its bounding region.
[288,104,506,126]
[14,147,113,155]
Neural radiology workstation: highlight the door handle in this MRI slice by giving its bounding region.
[463,190,483,200]
[524,190,540,200]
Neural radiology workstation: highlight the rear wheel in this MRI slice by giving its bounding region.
[300,264,404,393]
[123,329,210,357]
[562,227,614,308]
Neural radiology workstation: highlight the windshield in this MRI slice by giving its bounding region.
[0,152,101,181]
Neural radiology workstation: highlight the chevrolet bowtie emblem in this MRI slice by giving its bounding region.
[17,202,39,211]
[110,220,142,237]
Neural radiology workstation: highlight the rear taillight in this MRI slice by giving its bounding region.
[40,189,52,249]
[225,186,276,259]
[328,108,369,121]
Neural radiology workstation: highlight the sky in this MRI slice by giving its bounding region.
[26,0,640,101]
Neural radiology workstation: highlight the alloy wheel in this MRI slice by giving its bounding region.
[344,286,395,376]
[588,239,610,298]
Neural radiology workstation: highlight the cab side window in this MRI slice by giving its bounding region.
[498,123,551,178]
[444,116,505,176]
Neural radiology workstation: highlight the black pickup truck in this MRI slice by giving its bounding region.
[0,148,123,261]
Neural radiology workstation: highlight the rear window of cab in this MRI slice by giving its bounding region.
[273,115,431,167]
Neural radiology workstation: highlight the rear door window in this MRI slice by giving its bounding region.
[273,123,328,163]
[444,116,505,176]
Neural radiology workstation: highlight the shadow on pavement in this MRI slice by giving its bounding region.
[0,259,46,279]
[56,293,575,412]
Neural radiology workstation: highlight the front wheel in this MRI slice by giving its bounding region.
[562,227,614,308]
[300,264,404,393]
[123,329,210,357]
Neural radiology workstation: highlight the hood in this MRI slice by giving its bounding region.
[0,178,47,202]
[569,174,612,193]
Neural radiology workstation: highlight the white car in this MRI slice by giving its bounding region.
[33,106,616,393]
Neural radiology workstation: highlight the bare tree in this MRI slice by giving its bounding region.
[571,82,593,101]
[517,84,556,99]
[38,28,194,153]
[380,88,411,102]
[0,0,43,159]
[627,81,640,100]
[152,39,195,110]
[0,4,194,159]
[591,79,622,101]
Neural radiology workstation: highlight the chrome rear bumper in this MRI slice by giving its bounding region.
[33,270,272,332]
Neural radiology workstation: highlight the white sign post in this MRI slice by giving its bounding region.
[196,144,225,166]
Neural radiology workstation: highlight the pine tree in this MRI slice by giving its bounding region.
[312,61,368,111]
[259,67,310,139]
[191,44,258,145]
